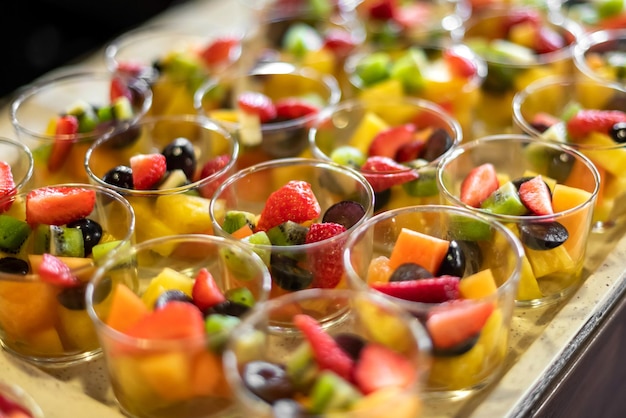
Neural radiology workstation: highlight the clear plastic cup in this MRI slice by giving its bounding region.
[573,28,626,85]
[0,137,34,194]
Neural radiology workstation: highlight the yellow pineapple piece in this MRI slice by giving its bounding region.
[155,194,213,234]
[579,132,626,176]
[517,255,543,301]
[141,267,195,308]
[525,244,575,278]
[347,111,390,154]
[136,352,194,402]
[354,297,412,353]
[358,78,404,103]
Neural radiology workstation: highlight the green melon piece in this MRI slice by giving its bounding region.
[282,23,323,59]
[448,214,493,241]
[390,48,427,94]
[0,215,31,253]
[224,287,255,308]
[112,96,134,120]
[481,181,528,216]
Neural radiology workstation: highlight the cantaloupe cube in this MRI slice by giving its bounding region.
[190,350,230,398]
[389,228,450,273]
[551,183,594,256]
[459,269,497,299]
[0,281,57,339]
[25,327,65,355]
[347,111,390,154]
[136,352,194,402]
[56,307,99,352]
[366,256,393,285]
[106,283,149,333]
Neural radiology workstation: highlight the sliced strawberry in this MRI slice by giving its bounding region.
[534,26,565,55]
[502,8,541,36]
[394,140,426,163]
[566,109,626,140]
[371,276,460,303]
[426,300,494,350]
[368,0,397,20]
[0,161,16,213]
[518,175,553,215]
[393,3,430,29]
[0,392,32,416]
[530,112,560,133]
[191,268,226,311]
[460,163,499,208]
[26,186,96,226]
[199,36,241,69]
[353,343,416,395]
[256,180,321,232]
[274,98,320,120]
[197,154,231,198]
[322,30,356,58]
[48,114,79,172]
[116,61,148,77]
[443,48,478,79]
[38,253,81,287]
[305,222,347,289]
[360,156,419,192]
[130,153,167,190]
[110,76,132,102]
[293,313,354,381]
[367,124,417,159]
[125,301,205,340]
[237,91,277,123]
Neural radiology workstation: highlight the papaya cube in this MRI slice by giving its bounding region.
[389,228,450,273]
[459,269,497,299]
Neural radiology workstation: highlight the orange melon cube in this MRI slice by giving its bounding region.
[459,269,497,299]
[551,184,594,256]
[366,256,394,285]
[389,228,450,274]
[106,283,149,333]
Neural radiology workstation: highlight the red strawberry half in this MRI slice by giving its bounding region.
[293,313,355,381]
[518,175,553,215]
[275,98,320,120]
[197,154,231,199]
[256,180,321,232]
[48,114,79,172]
[371,276,460,303]
[368,124,417,159]
[191,268,226,311]
[322,30,357,58]
[0,161,16,213]
[566,109,626,140]
[353,343,416,395]
[38,253,81,287]
[199,36,241,69]
[426,300,494,350]
[460,163,499,208]
[130,153,167,190]
[26,186,96,226]
[237,91,277,123]
[443,48,478,79]
[110,76,132,102]
[305,222,347,289]
[360,156,419,192]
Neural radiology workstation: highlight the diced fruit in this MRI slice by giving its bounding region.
[305,222,347,289]
[48,115,79,172]
[0,215,30,253]
[367,124,416,158]
[275,98,320,120]
[141,267,195,309]
[426,300,494,350]
[256,180,321,231]
[480,181,528,216]
[130,153,167,190]
[309,371,362,414]
[192,268,226,311]
[360,156,419,192]
[37,253,81,287]
[389,228,449,273]
[237,91,277,123]
[0,162,16,213]
[458,269,497,299]
[371,276,460,303]
[197,154,231,198]
[199,36,240,68]
[566,109,626,140]
[518,175,553,215]
[460,163,499,208]
[25,186,96,226]
[348,112,391,154]
[353,343,416,395]
[124,301,204,340]
[443,48,478,78]
[106,283,150,333]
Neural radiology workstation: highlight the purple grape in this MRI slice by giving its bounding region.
[243,361,295,403]
[322,201,366,229]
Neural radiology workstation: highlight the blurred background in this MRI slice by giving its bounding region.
[1,0,190,98]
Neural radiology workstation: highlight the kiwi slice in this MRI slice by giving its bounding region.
[219,246,259,281]
[285,343,319,392]
[0,215,31,253]
[224,287,255,308]
[112,96,134,120]
[33,224,51,254]
[50,225,85,258]
[480,181,529,216]
[222,210,257,234]
[309,370,362,414]
[244,231,271,266]
[267,221,308,246]
[402,166,439,197]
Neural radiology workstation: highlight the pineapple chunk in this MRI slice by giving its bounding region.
[347,111,390,154]
[155,194,212,234]
[141,267,194,308]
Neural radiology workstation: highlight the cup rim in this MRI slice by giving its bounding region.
[193,61,342,132]
[209,157,376,250]
[512,74,626,150]
[436,134,601,221]
[0,137,34,191]
[86,233,272,350]
[0,182,136,282]
[0,381,44,418]
[573,28,626,85]
[84,114,240,196]
[342,204,525,310]
[9,70,153,143]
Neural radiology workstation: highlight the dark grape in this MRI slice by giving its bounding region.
[153,289,194,310]
[519,221,569,251]
[436,240,466,277]
[421,128,454,162]
[243,361,295,403]
[58,278,112,310]
[203,300,250,318]
[270,255,313,291]
[104,125,141,149]
[102,165,134,189]
[67,218,103,256]
[0,257,29,275]
[610,122,626,143]
[546,151,575,183]
[433,334,480,357]
[322,201,366,229]
[334,333,365,360]
[162,137,197,180]
[374,188,391,212]
[389,263,433,282]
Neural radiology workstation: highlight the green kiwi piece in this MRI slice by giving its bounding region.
[33,224,51,254]
[112,96,134,120]
[267,221,308,246]
[50,226,85,257]
[92,240,133,268]
[448,214,493,242]
[222,210,257,234]
[205,314,241,353]
[0,215,31,253]
[309,370,362,414]
[285,343,319,392]
[244,231,271,266]
[66,99,99,133]
[402,166,438,197]
[224,287,255,308]
[219,246,259,281]
[480,181,529,216]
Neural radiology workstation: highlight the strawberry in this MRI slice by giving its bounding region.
[534,26,565,55]
[367,124,417,159]
[460,163,499,208]
[125,301,205,340]
[237,91,277,123]
[394,140,426,163]
[110,76,132,102]
[371,276,460,303]
[191,268,226,311]
[130,153,167,190]
[518,175,553,215]
[393,3,430,29]
[360,156,419,192]
[48,114,79,172]
[38,253,81,287]
[443,48,478,78]
[305,222,347,289]
[256,180,321,232]
[199,36,241,69]
[353,343,416,395]
[0,162,16,213]
[367,0,397,20]
[426,300,494,350]
[322,30,356,58]
[293,313,354,381]
[274,98,320,120]
[26,186,96,226]
[566,109,626,140]
[502,8,541,36]
[197,154,231,198]
[116,61,148,77]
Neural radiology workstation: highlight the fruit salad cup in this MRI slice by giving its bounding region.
[195,61,341,166]
[0,137,34,199]
[308,97,461,213]
[459,5,582,137]
[209,157,375,300]
[512,75,626,230]
[437,135,600,307]
[86,234,272,418]
[0,183,135,366]
[343,204,523,397]
[355,0,470,49]
[104,22,245,117]
[344,42,486,139]
[85,115,238,243]
[0,381,44,418]
[573,29,626,85]
[564,0,626,31]
[9,70,152,188]
[224,287,432,417]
